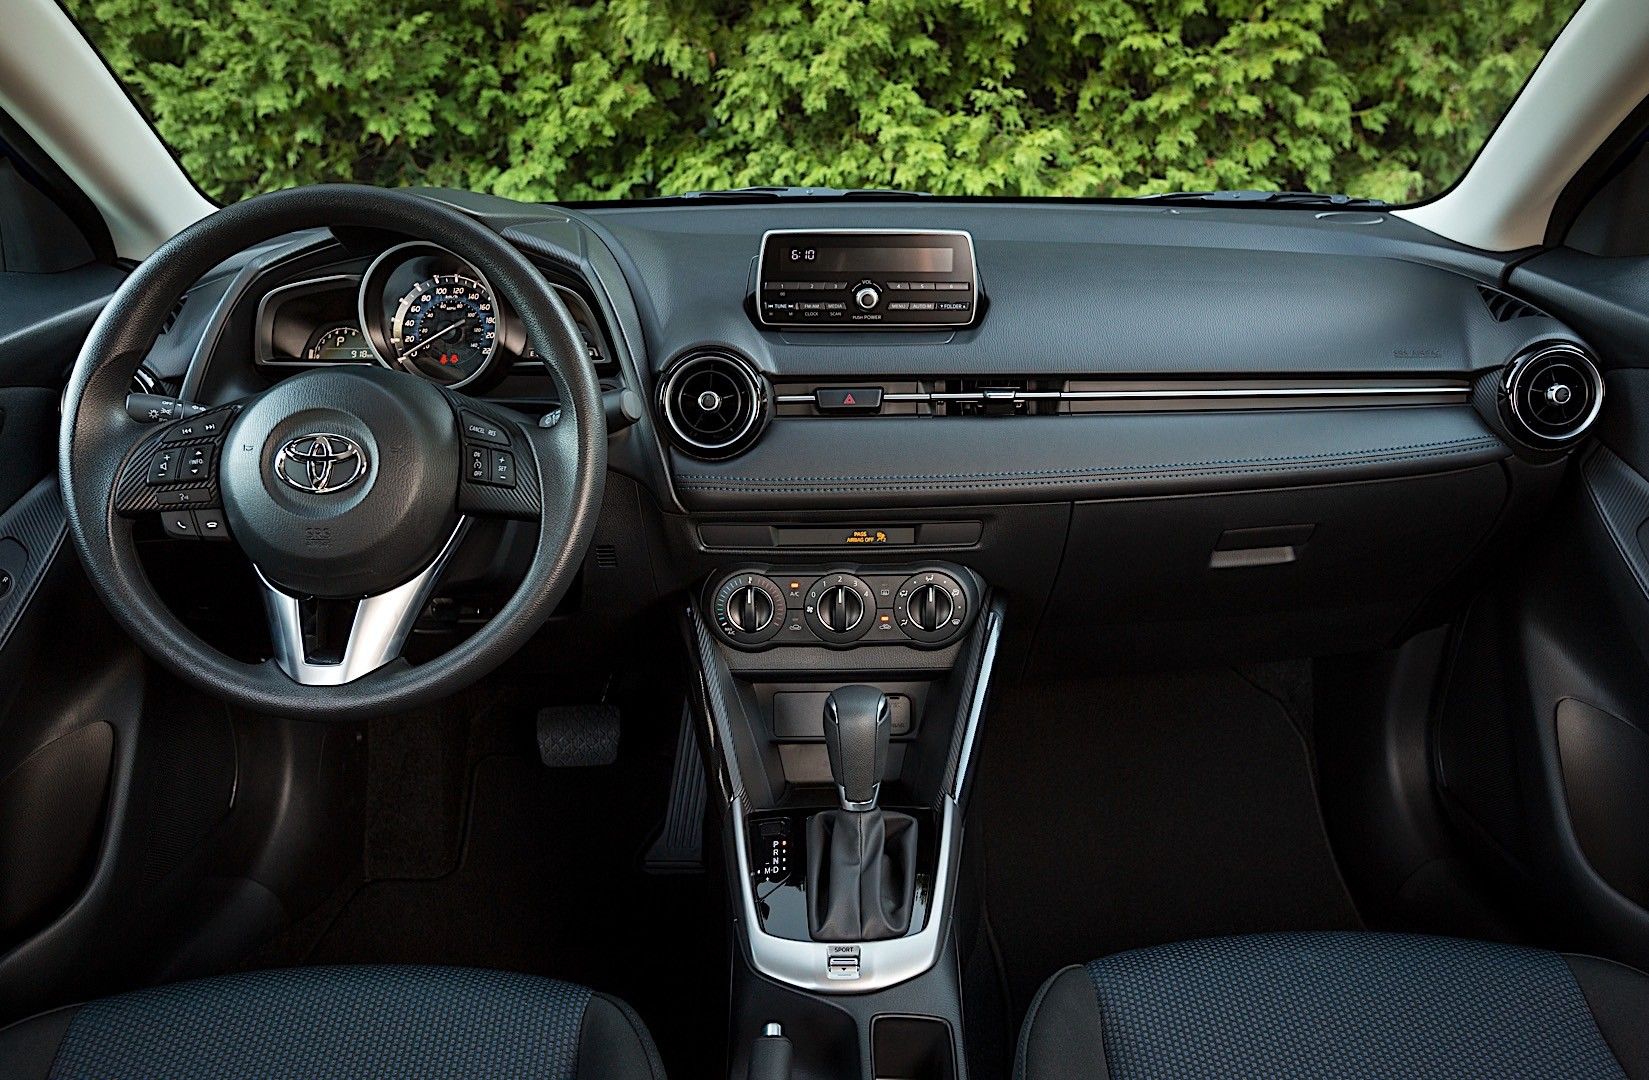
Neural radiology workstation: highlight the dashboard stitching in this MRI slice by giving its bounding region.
[677,436,1505,488]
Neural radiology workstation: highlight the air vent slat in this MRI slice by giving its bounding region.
[659,349,770,459]
[1477,284,1547,322]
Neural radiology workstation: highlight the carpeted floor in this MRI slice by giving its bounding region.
[248,688,722,1074]
[977,666,1363,1016]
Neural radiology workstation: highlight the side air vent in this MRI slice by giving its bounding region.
[161,294,189,334]
[658,348,770,459]
[1477,284,1547,322]
[1501,343,1603,447]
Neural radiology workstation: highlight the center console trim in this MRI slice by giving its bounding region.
[717,606,1003,994]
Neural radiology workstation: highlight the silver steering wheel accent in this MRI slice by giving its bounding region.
[256,518,471,686]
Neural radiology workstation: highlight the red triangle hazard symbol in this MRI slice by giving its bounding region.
[843,393,857,405]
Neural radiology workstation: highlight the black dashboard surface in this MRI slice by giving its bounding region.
[111,189,1603,667]
[140,192,1597,518]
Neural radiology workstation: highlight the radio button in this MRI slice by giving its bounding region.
[911,281,936,291]
[907,302,936,311]
[937,301,970,311]
[853,285,881,310]
[886,302,911,311]
[886,281,910,290]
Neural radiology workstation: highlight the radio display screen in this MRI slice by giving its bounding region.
[757,229,977,329]
[779,245,955,274]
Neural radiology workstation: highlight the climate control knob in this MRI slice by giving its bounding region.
[906,583,955,632]
[712,573,785,646]
[894,571,968,645]
[726,585,775,634]
[805,573,876,644]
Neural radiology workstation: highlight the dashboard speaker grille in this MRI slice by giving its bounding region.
[1502,343,1603,447]
[659,349,769,458]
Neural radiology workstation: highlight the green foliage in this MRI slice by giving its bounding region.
[67,0,1580,204]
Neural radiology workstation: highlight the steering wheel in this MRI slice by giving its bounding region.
[59,186,607,721]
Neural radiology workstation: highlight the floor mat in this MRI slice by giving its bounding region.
[275,723,721,1071]
[978,667,1361,1015]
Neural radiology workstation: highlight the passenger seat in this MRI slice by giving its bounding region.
[1016,931,1647,1080]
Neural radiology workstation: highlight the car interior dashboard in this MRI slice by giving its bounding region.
[47,185,1624,1079]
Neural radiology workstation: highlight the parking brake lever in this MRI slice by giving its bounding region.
[747,1022,793,1080]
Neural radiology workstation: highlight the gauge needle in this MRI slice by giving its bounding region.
[400,321,465,360]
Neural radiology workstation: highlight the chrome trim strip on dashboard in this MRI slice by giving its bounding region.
[774,384,1470,407]
[257,518,471,686]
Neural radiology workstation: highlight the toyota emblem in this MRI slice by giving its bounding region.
[273,433,368,494]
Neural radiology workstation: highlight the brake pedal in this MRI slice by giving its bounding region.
[535,703,621,767]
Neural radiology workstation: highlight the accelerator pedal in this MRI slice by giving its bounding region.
[536,703,621,767]
[644,703,708,873]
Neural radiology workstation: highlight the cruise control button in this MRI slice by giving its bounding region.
[161,511,198,539]
[815,387,884,412]
[461,411,509,446]
[490,450,515,487]
[466,444,489,482]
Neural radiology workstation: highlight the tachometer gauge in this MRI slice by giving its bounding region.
[389,274,498,384]
[304,325,373,363]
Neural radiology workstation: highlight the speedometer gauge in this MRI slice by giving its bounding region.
[389,274,498,384]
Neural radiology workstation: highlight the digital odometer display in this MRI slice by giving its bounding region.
[304,325,373,362]
[389,274,499,384]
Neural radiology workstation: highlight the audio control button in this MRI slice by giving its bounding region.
[853,285,881,311]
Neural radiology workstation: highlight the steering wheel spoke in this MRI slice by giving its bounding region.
[451,397,546,521]
[258,518,471,685]
[112,403,243,543]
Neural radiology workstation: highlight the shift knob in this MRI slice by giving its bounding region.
[823,686,890,811]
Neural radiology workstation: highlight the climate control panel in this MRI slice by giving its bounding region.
[706,564,979,650]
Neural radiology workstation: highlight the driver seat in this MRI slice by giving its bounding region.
[0,965,665,1079]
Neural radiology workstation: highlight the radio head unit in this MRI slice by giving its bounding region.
[756,229,978,329]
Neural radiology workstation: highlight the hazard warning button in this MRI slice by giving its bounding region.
[814,387,884,413]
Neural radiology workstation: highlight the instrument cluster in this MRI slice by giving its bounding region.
[254,242,612,389]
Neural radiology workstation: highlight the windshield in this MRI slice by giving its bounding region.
[68,0,1582,206]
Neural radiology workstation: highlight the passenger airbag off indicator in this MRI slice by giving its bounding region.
[815,387,883,413]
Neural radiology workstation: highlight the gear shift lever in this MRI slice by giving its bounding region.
[807,686,917,941]
[822,685,891,811]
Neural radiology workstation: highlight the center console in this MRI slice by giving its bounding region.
[687,560,1000,1080]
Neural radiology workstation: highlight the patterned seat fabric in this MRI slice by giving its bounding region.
[0,965,665,1080]
[1017,931,1649,1080]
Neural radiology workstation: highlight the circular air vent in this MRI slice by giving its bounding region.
[1502,343,1603,447]
[658,349,770,459]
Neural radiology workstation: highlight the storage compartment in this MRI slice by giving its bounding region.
[872,1015,957,1080]
[1036,465,1508,668]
